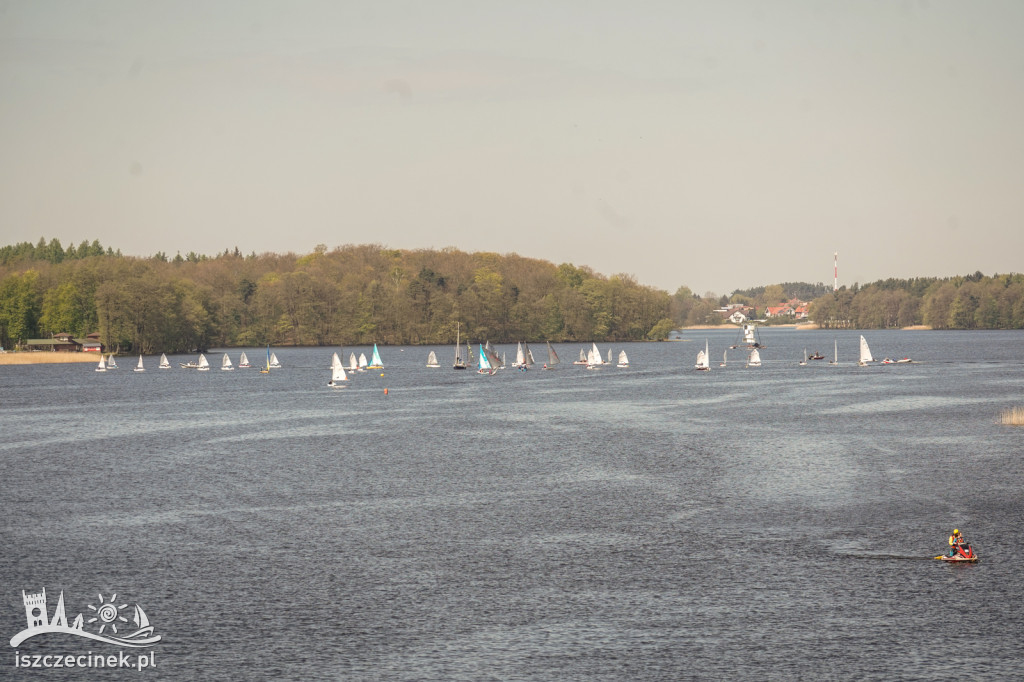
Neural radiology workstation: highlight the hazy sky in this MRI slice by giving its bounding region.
[2,1,1022,295]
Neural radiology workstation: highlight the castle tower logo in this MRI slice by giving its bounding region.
[10,588,161,648]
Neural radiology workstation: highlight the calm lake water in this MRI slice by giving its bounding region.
[2,329,1023,680]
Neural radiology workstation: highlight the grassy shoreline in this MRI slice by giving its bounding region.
[0,352,105,365]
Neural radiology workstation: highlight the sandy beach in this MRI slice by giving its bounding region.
[0,352,105,365]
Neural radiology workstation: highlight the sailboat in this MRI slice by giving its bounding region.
[829,339,838,365]
[586,342,604,369]
[514,342,526,368]
[358,353,368,371]
[573,348,587,365]
[544,341,560,369]
[159,353,171,369]
[746,348,762,368]
[859,335,873,366]
[349,352,359,373]
[238,351,251,368]
[107,354,118,369]
[221,353,235,371]
[607,348,613,364]
[197,353,210,371]
[426,350,440,367]
[616,349,629,368]
[134,355,145,372]
[260,345,271,373]
[367,343,383,369]
[731,323,764,349]
[95,354,107,372]
[269,352,282,369]
[799,348,808,366]
[453,322,467,370]
[695,340,710,371]
[328,352,348,387]
[720,349,727,368]
[485,341,505,369]
[476,344,495,374]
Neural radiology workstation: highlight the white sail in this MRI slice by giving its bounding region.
[515,342,525,367]
[575,348,587,364]
[830,339,838,365]
[349,352,359,372]
[524,343,535,367]
[859,335,873,365]
[453,322,466,369]
[197,353,210,370]
[95,354,107,372]
[221,353,234,371]
[607,348,612,363]
[269,352,281,368]
[800,348,808,366]
[617,350,629,368]
[695,340,710,370]
[107,354,117,369]
[238,351,250,368]
[159,353,171,369]
[358,352,368,370]
[329,352,348,386]
[134,355,145,372]
[586,342,603,368]
[720,349,727,368]
[747,348,761,367]
[426,350,440,367]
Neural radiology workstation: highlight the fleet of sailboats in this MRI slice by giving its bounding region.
[94,334,917,382]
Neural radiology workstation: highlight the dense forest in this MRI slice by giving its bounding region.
[0,238,685,352]
[1,238,1022,353]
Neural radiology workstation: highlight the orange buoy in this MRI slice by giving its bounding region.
[383,388,388,395]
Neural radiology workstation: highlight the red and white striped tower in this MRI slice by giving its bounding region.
[833,251,838,292]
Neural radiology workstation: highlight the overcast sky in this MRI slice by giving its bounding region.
[2,1,1022,295]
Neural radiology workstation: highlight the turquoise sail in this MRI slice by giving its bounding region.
[368,343,384,368]
[478,344,492,373]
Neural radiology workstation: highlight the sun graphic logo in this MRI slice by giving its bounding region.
[10,588,161,648]
[88,594,129,636]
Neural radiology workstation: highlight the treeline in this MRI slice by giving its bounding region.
[0,242,691,353]
[0,238,120,265]
[809,272,1024,329]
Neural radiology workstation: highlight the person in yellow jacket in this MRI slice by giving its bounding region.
[948,529,965,557]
